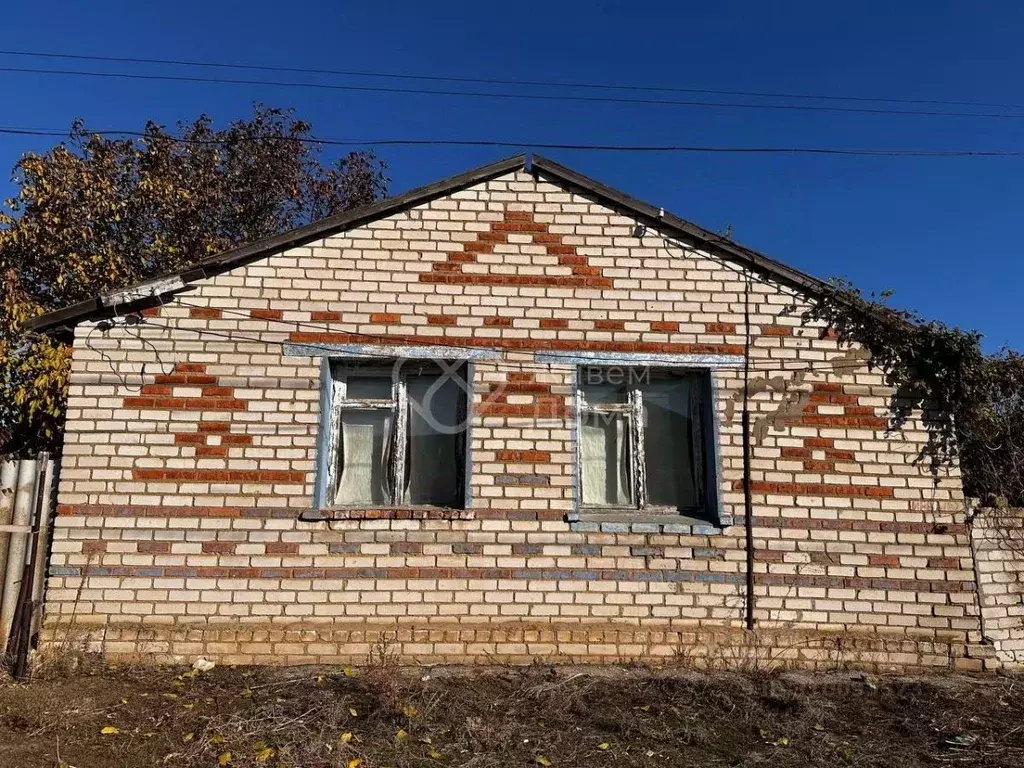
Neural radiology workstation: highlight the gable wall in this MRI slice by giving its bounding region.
[43,169,988,669]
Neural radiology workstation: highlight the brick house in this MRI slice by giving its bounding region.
[29,154,990,669]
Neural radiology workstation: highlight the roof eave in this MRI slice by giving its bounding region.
[529,154,833,298]
[26,153,529,332]
[27,151,846,333]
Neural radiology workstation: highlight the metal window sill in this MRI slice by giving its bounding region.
[301,507,473,522]
[566,510,727,534]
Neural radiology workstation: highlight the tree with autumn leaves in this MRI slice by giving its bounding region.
[0,105,387,457]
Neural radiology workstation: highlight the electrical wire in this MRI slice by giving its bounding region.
[3,125,1024,157]
[4,64,1024,120]
[4,48,1024,113]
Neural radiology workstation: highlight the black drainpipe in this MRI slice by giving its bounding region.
[742,270,756,631]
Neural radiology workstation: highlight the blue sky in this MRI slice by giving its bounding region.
[3,1,1023,350]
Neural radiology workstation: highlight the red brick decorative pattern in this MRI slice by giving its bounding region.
[478,372,571,419]
[420,209,613,289]
[785,382,888,431]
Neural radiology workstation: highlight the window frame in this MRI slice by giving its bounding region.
[575,366,719,522]
[318,359,469,510]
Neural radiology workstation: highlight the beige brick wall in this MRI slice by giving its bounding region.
[43,169,990,669]
[971,507,1024,663]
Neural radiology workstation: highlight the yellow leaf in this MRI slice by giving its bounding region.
[343,667,355,677]
[535,756,553,766]
[183,732,195,743]
[256,746,276,763]
[242,688,253,697]
[402,705,418,718]
[218,752,232,766]
[164,693,178,700]
[349,707,359,717]
[210,734,225,744]
[348,760,362,768]
[100,725,119,735]
[396,728,409,741]
[429,749,443,759]
[182,703,194,710]
[120,697,128,704]
[340,732,353,744]
[598,742,610,750]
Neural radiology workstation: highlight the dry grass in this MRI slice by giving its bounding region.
[0,659,1022,768]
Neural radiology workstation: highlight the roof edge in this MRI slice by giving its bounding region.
[28,151,846,333]
[27,153,528,332]
[529,154,833,298]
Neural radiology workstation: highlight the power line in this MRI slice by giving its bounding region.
[2,126,1023,157]
[4,64,1024,120]
[2,47,1022,111]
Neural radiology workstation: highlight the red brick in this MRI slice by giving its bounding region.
[138,541,171,554]
[539,318,569,329]
[802,460,836,472]
[311,310,342,322]
[495,449,552,463]
[198,421,231,433]
[761,324,793,336]
[780,447,811,459]
[427,314,458,326]
[202,541,237,555]
[370,312,401,324]
[705,322,736,333]
[651,321,679,332]
[804,437,834,448]
[265,542,299,555]
[201,386,234,397]
[250,309,282,320]
[484,316,513,327]
[594,319,625,331]
[196,445,229,457]
[188,307,222,319]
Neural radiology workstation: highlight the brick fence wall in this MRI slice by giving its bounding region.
[42,169,992,671]
[971,507,1024,664]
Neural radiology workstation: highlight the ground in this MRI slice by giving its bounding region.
[0,660,1022,768]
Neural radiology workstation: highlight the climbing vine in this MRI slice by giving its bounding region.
[802,278,1024,505]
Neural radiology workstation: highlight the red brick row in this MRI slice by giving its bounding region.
[132,468,305,483]
[123,396,248,412]
[740,481,895,498]
[495,449,552,463]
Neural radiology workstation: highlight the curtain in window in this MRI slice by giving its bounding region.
[581,411,632,506]
[335,410,391,505]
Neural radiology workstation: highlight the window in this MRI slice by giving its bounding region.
[323,361,468,508]
[577,367,715,519]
